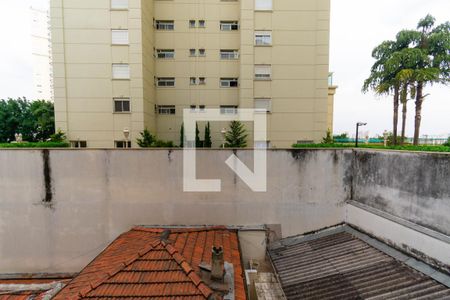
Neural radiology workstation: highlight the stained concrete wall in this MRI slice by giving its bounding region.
[0,149,351,273]
[1,149,449,274]
[352,150,450,236]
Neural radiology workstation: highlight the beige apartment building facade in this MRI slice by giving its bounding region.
[51,0,336,148]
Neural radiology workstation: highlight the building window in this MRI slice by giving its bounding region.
[112,64,130,79]
[199,49,206,56]
[111,0,128,9]
[112,30,129,45]
[115,141,131,148]
[199,105,206,112]
[158,105,176,115]
[220,21,239,31]
[220,78,238,87]
[156,77,175,87]
[114,98,131,113]
[220,105,238,114]
[199,20,206,28]
[155,20,174,30]
[328,72,334,86]
[255,0,272,10]
[255,65,272,80]
[189,49,196,56]
[190,77,197,85]
[199,77,206,85]
[254,98,272,112]
[70,141,87,148]
[190,105,197,111]
[156,49,175,59]
[255,31,272,45]
[254,141,271,149]
[220,49,239,60]
[189,20,196,28]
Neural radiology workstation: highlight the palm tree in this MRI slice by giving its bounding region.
[387,48,423,144]
[363,41,401,145]
[412,15,449,145]
[364,17,449,145]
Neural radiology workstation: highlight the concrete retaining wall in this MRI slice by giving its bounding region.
[1,148,449,274]
[352,150,450,236]
[0,149,351,273]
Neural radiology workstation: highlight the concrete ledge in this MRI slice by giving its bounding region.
[348,201,450,244]
[346,203,450,275]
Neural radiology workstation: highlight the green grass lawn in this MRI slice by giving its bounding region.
[0,142,70,148]
[292,143,450,153]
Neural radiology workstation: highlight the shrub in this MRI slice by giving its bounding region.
[137,129,155,147]
[322,129,334,144]
[444,137,450,147]
[333,133,349,140]
[292,143,450,153]
[152,140,174,148]
[136,129,174,148]
[0,142,69,148]
[50,129,67,142]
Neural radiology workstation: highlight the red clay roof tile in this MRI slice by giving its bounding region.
[53,227,246,299]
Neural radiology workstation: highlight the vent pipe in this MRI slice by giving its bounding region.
[211,246,224,281]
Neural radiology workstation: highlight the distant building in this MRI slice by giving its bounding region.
[31,7,53,101]
[50,0,336,148]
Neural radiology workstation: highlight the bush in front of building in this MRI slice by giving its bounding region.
[444,137,450,147]
[0,142,70,148]
[137,129,175,148]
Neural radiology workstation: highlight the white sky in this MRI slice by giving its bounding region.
[330,0,450,137]
[0,0,449,137]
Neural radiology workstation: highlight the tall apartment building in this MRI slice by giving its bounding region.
[31,7,53,101]
[51,0,336,148]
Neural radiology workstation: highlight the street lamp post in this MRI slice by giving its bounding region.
[123,128,130,149]
[355,122,367,148]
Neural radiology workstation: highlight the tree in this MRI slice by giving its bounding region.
[412,15,449,145]
[204,122,212,148]
[136,129,155,147]
[225,121,248,148]
[0,98,55,143]
[195,122,202,148]
[322,129,334,144]
[363,16,449,146]
[387,47,423,144]
[363,40,402,145]
[333,132,349,140]
[30,100,55,142]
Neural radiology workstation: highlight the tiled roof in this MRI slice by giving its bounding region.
[0,279,70,300]
[269,229,450,300]
[0,290,47,300]
[54,226,246,300]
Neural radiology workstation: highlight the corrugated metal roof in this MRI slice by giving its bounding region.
[269,230,450,300]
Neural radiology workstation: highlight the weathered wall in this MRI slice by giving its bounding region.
[1,149,449,274]
[0,149,351,273]
[352,150,450,236]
